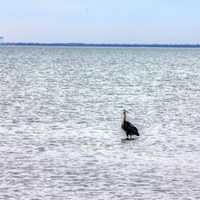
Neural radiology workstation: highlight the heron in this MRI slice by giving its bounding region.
[121,110,139,139]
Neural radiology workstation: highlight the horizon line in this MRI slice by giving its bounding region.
[1,42,200,48]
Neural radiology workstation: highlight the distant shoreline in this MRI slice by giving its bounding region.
[1,43,200,48]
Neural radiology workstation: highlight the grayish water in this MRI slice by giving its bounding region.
[0,46,200,200]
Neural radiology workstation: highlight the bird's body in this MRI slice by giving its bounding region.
[121,110,139,139]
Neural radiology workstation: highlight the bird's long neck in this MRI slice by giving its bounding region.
[123,112,127,122]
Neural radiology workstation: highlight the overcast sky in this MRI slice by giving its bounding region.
[1,0,200,43]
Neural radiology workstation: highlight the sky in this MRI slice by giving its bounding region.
[0,0,200,43]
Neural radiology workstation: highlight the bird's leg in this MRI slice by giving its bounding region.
[126,133,129,140]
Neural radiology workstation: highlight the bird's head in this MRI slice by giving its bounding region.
[123,109,127,114]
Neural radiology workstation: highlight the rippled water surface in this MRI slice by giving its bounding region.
[0,46,200,200]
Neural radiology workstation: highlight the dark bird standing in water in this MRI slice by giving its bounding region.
[121,110,139,139]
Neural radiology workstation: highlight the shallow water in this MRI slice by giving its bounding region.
[0,46,200,199]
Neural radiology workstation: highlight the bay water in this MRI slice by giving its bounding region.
[0,47,200,199]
